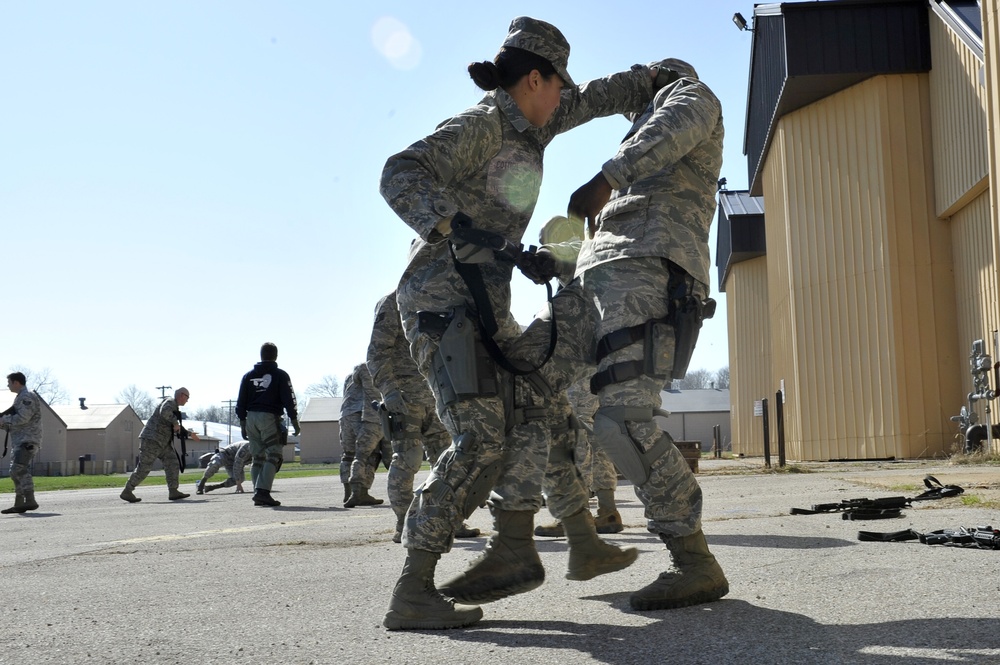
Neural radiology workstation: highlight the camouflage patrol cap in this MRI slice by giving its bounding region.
[502,16,575,87]
[650,58,699,81]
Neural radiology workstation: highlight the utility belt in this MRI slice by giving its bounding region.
[590,262,715,395]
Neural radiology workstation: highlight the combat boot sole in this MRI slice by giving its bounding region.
[383,597,483,630]
[629,567,730,611]
[533,521,565,537]
[439,559,545,604]
[566,546,638,581]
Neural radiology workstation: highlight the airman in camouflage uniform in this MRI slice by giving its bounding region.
[121,387,200,503]
[515,58,729,612]
[366,290,480,543]
[345,361,389,508]
[338,367,363,503]
[195,440,252,494]
[380,16,658,631]
[1,372,42,514]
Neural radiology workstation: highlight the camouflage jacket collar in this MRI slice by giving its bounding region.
[490,88,533,134]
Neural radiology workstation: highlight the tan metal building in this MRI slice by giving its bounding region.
[298,397,343,464]
[52,402,144,474]
[722,0,994,460]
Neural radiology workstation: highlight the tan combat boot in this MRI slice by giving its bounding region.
[21,491,38,511]
[629,530,729,610]
[344,483,383,508]
[1,494,25,514]
[533,520,565,537]
[120,486,141,503]
[383,549,483,630]
[562,508,638,581]
[168,488,190,501]
[437,509,545,604]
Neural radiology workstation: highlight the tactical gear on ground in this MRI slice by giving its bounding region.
[562,508,637,581]
[437,509,544,604]
[383,549,483,630]
[120,487,141,503]
[344,483,383,507]
[629,530,728,610]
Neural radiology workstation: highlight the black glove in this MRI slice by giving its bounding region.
[240,419,248,441]
[517,247,559,285]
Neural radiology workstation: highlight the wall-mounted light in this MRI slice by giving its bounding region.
[733,12,753,32]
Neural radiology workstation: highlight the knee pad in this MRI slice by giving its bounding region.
[265,449,282,466]
[593,406,674,485]
[392,441,424,474]
[420,432,503,519]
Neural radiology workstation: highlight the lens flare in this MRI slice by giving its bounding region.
[371,16,422,71]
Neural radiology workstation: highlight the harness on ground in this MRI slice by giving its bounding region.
[858,525,1000,549]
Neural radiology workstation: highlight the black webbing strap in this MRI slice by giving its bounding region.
[911,475,965,500]
[857,529,921,542]
[590,359,646,395]
[451,249,556,377]
[595,322,648,364]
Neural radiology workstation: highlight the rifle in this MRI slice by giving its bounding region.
[790,476,964,521]
[174,409,189,473]
[790,496,911,520]
[858,525,1000,549]
[0,405,15,458]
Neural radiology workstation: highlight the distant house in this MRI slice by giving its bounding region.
[657,389,731,453]
[0,392,70,476]
[52,402,145,474]
[299,397,344,464]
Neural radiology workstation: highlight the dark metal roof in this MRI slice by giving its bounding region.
[744,0,932,195]
[716,190,766,292]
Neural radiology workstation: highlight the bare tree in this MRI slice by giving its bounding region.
[715,366,730,389]
[672,368,715,390]
[190,405,238,426]
[116,384,156,419]
[306,374,341,398]
[11,365,70,404]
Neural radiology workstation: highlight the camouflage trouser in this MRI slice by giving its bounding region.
[339,411,361,486]
[590,443,619,492]
[247,411,283,492]
[348,416,387,489]
[386,402,449,520]
[401,317,518,554]
[491,373,552,515]
[127,436,180,491]
[200,455,233,483]
[9,441,38,494]
[583,257,704,537]
[507,280,600,521]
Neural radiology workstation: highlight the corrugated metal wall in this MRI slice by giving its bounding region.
[982,0,1000,452]
[928,13,989,216]
[949,192,999,431]
[726,256,771,456]
[759,74,960,460]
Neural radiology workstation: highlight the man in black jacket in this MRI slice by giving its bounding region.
[236,342,300,507]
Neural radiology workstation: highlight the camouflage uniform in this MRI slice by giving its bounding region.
[1,386,42,495]
[516,62,724,535]
[126,397,184,494]
[338,368,364,488]
[347,362,391,491]
[382,65,654,554]
[366,291,450,526]
[198,441,252,489]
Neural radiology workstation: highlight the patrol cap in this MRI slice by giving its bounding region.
[650,57,698,81]
[502,16,575,87]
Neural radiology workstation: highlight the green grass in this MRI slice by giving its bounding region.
[0,461,343,493]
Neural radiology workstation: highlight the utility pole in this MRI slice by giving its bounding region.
[156,385,172,400]
[221,399,237,445]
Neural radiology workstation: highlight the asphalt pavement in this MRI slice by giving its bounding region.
[1,459,999,665]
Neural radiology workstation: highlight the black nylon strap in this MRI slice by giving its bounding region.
[590,359,646,395]
[595,323,647,364]
[451,249,556,377]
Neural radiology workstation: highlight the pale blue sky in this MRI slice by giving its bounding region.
[1,1,755,411]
